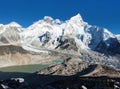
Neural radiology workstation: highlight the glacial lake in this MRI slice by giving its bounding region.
[0,64,48,73]
[0,59,63,79]
[0,59,63,73]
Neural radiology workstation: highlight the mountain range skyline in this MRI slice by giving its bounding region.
[0,0,120,34]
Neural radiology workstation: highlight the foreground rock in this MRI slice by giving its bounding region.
[0,78,30,89]
[1,77,120,89]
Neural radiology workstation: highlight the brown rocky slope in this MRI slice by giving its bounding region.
[0,45,70,67]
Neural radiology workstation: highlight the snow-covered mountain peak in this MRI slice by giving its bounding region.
[43,16,62,25]
[6,22,22,28]
[103,28,115,41]
[55,19,62,24]
[3,22,24,32]
[69,14,83,24]
[0,24,4,27]
[44,16,53,21]
[115,34,120,37]
[67,14,88,28]
[0,24,5,34]
[116,34,120,40]
[43,16,54,24]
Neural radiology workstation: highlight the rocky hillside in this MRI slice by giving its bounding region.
[22,58,120,89]
[0,45,74,67]
[38,58,120,77]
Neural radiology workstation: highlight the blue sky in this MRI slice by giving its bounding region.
[0,0,120,34]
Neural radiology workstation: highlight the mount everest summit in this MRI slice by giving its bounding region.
[0,14,120,68]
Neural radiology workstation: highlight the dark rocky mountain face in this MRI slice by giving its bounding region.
[107,38,120,54]
[55,36,78,51]
[95,38,120,55]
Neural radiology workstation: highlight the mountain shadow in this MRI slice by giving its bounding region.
[0,71,120,89]
[0,71,31,80]
[24,73,120,89]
